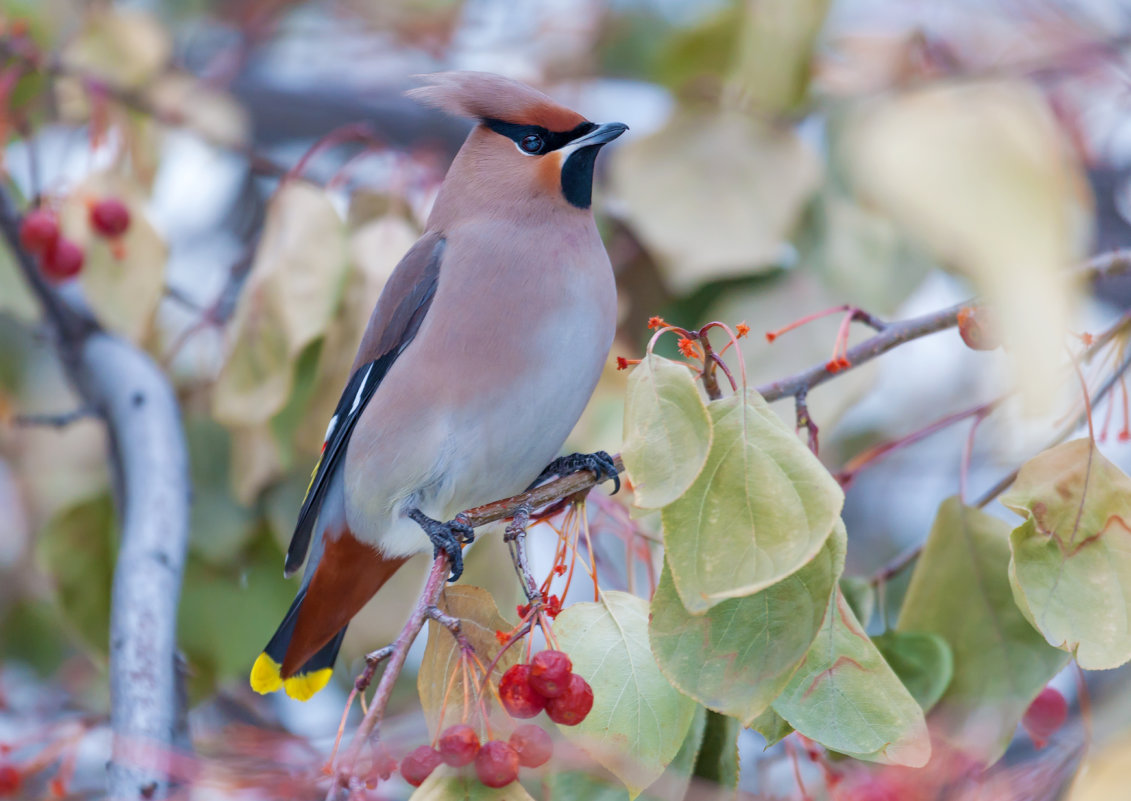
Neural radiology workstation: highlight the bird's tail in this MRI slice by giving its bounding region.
[250,589,347,702]
[250,531,409,701]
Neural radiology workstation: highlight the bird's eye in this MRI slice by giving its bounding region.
[519,134,544,154]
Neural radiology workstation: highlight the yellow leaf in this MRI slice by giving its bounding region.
[212,181,348,426]
[144,73,250,148]
[62,8,170,89]
[61,173,167,343]
[296,214,416,452]
[845,81,1091,415]
[610,110,821,292]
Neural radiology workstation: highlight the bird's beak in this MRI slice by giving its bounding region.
[573,121,629,147]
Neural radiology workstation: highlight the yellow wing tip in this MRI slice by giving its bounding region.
[284,668,333,701]
[250,652,283,695]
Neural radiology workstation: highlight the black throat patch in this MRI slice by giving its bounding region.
[560,147,600,209]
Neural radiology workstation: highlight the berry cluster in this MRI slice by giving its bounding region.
[19,208,82,281]
[17,197,131,282]
[400,723,552,789]
[396,650,590,789]
[499,650,593,726]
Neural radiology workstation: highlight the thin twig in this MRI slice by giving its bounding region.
[459,455,623,529]
[424,606,464,637]
[331,557,449,798]
[973,339,1131,509]
[504,502,539,601]
[870,315,1131,585]
[354,646,394,693]
[756,303,965,403]
[795,390,818,454]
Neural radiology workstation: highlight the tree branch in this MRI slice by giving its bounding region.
[0,186,191,800]
[756,303,966,403]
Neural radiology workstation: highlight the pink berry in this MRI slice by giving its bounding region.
[41,238,84,281]
[1022,686,1068,748]
[437,724,480,767]
[474,740,519,788]
[89,197,131,238]
[545,674,593,726]
[530,650,572,698]
[400,745,442,787]
[18,209,59,254]
[499,664,547,719]
[509,724,552,768]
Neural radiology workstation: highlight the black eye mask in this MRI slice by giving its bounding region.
[482,119,597,155]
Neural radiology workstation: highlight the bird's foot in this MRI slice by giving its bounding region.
[529,451,620,494]
[408,509,475,582]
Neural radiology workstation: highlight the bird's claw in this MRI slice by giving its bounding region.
[530,450,620,494]
[409,509,476,582]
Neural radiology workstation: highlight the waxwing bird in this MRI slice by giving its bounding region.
[250,72,626,701]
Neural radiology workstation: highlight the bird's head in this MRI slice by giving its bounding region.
[408,72,627,217]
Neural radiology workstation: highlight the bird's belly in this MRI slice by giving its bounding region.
[439,302,612,514]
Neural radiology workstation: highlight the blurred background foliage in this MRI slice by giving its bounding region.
[2,0,1131,798]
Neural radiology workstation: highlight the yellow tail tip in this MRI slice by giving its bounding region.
[284,668,333,701]
[250,652,283,695]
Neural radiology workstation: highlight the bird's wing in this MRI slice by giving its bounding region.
[283,232,446,576]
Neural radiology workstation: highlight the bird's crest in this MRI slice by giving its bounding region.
[408,71,586,132]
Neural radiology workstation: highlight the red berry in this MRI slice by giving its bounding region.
[499,664,547,719]
[400,745,442,787]
[18,209,59,254]
[437,724,480,767]
[0,764,20,795]
[530,650,572,698]
[474,740,519,789]
[1022,686,1068,748]
[545,674,593,726]
[509,724,552,768]
[89,197,131,238]
[41,239,84,281]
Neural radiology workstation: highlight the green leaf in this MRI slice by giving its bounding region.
[731,0,829,114]
[693,710,740,788]
[872,631,953,713]
[184,417,256,564]
[839,576,876,630]
[553,592,698,798]
[621,354,712,510]
[749,707,792,748]
[544,772,630,801]
[545,705,708,801]
[178,531,296,698]
[1001,438,1131,669]
[896,497,1069,765]
[409,767,536,801]
[661,391,843,612]
[417,585,518,738]
[773,588,930,767]
[36,494,116,658]
[650,521,845,724]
